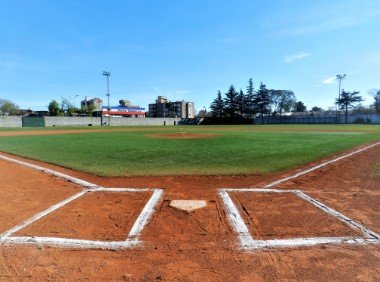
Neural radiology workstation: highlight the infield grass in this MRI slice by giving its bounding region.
[0,125,379,176]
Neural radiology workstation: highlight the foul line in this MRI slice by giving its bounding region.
[265,141,380,188]
[219,188,380,250]
[0,154,99,188]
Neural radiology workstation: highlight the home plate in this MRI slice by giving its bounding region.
[170,200,207,212]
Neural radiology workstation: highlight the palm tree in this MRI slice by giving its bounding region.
[336,90,363,123]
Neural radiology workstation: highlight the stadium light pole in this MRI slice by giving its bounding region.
[336,74,346,123]
[74,94,79,108]
[103,71,111,126]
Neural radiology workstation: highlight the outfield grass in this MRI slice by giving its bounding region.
[0,125,379,176]
[0,124,380,132]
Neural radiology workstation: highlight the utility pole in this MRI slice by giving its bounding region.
[336,74,346,124]
[103,71,111,126]
[74,94,79,108]
[173,90,176,118]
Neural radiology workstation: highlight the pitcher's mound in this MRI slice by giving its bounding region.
[147,132,217,139]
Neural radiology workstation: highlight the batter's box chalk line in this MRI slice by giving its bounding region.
[0,187,163,250]
[0,141,379,250]
[0,154,164,250]
[219,188,380,250]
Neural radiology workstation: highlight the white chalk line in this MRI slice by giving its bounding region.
[0,189,163,250]
[0,154,163,250]
[250,237,378,250]
[127,189,163,241]
[295,190,380,240]
[1,141,379,250]
[0,190,88,239]
[2,236,139,250]
[93,187,150,192]
[218,189,254,248]
[0,154,99,188]
[264,141,380,188]
[219,188,380,250]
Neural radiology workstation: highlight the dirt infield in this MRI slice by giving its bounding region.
[15,191,152,241]
[0,144,379,280]
[231,192,362,240]
[0,159,82,233]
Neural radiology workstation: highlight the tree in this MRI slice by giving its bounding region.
[245,78,256,117]
[336,90,364,123]
[310,106,324,113]
[210,91,225,117]
[81,104,97,116]
[236,89,247,117]
[48,100,60,116]
[293,101,307,112]
[61,97,76,116]
[0,99,20,115]
[368,89,380,113]
[224,85,239,117]
[351,104,373,114]
[255,82,271,124]
[270,90,296,115]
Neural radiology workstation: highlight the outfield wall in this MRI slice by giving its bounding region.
[345,113,380,124]
[44,117,100,127]
[0,116,22,127]
[253,113,380,124]
[106,117,181,126]
[44,117,181,127]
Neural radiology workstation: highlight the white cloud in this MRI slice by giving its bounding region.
[322,76,336,84]
[284,52,310,63]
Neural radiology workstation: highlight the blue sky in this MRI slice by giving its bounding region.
[1,0,379,111]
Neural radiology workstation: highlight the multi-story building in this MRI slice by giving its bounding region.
[81,97,103,111]
[148,96,195,118]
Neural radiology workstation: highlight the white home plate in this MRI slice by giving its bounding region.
[170,200,207,212]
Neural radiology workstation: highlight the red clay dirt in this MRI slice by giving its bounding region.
[15,191,151,241]
[0,159,82,233]
[0,144,379,280]
[231,192,362,240]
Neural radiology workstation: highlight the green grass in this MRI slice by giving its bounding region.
[0,125,379,176]
[1,124,380,132]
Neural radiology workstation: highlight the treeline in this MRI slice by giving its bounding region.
[0,99,20,115]
[210,78,307,123]
[48,97,97,117]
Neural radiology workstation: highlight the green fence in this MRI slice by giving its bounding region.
[22,117,45,127]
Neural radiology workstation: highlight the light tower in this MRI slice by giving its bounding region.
[74,94,79,108]
[336,74,346,123]
[102,71,111,126]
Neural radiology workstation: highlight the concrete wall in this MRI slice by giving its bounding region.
[107,117,181,126]
[44,117,101,127]
[0,116,22,127]
[256,115,336,124]
[254,113,380,124]
[44,116,181,127]
[3,114,377,127]
[344,113,380,124]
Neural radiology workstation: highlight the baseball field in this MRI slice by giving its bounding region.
[0,124,379,280]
